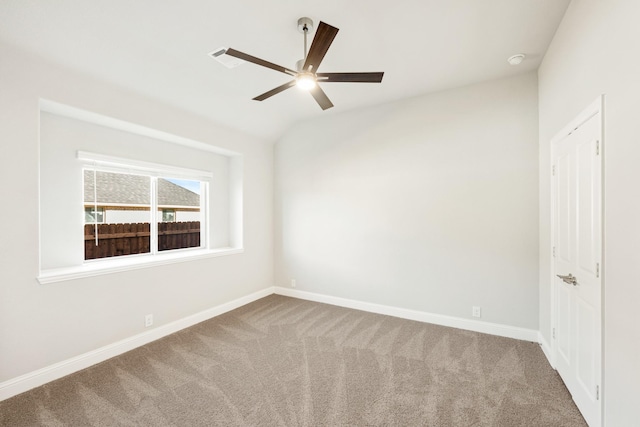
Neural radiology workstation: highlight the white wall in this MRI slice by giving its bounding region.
[538,1,640,424]
[174,211,201,222]
[275,73,539,329]
[0,43,273,383]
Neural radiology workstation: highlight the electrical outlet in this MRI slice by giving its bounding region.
[145,314,153,327]
[291,279,296,288]
[472,306,481,318]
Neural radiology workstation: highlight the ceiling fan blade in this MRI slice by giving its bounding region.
[253,80,297,101]
[302,22,339,72]
[309,85,334,110]
[316,72,384,83]
[225,48,297,76]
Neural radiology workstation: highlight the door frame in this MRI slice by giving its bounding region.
[549,95,604,425]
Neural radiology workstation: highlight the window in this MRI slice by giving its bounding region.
[84,206,105,223]
[82,166,206,261]
[161,209,176,222]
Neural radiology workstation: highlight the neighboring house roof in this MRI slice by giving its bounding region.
[84,170,200,207]
[157,178,200,207]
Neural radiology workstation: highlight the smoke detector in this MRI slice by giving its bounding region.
[507,54,526,66]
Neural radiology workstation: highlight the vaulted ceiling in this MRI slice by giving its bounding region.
[0,0,570,141]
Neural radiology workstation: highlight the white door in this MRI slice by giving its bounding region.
[553,108,602,426]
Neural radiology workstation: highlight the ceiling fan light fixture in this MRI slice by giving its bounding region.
[296,72,317,90]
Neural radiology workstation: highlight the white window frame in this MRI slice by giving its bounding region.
[80,152,210,262]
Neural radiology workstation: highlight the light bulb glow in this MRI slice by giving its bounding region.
[296,73,316,90]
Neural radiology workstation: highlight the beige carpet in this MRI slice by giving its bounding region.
[0,295,586,426]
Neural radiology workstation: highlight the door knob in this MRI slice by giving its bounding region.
[557,273,578,286]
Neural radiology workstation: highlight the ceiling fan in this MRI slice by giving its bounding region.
[223,17,384,110]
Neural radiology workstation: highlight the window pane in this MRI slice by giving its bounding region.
[83,170,151,260]
[162,209,176,222]
[157,178,201,251]
[84,207,104,223]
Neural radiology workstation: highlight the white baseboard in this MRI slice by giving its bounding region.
[0,287,276,402]
[538,331,555,369]
[274,287,539,342]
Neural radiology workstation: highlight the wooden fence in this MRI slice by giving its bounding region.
[157,221,201,252]
[84,221,200,260]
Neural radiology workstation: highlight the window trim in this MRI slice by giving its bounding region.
[37,247,244,284]
[77,151,214,181]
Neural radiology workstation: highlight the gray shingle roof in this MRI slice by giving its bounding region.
[84,170,200,207]
[157,178,200,207]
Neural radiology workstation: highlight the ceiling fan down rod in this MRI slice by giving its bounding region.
[297,17,314,67]
[304,25,308,61]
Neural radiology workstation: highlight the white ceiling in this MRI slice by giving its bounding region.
[0,0,570,141]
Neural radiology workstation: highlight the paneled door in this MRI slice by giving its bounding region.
[552,104,602,427]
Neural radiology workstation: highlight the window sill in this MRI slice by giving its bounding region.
[37,247,244,284]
